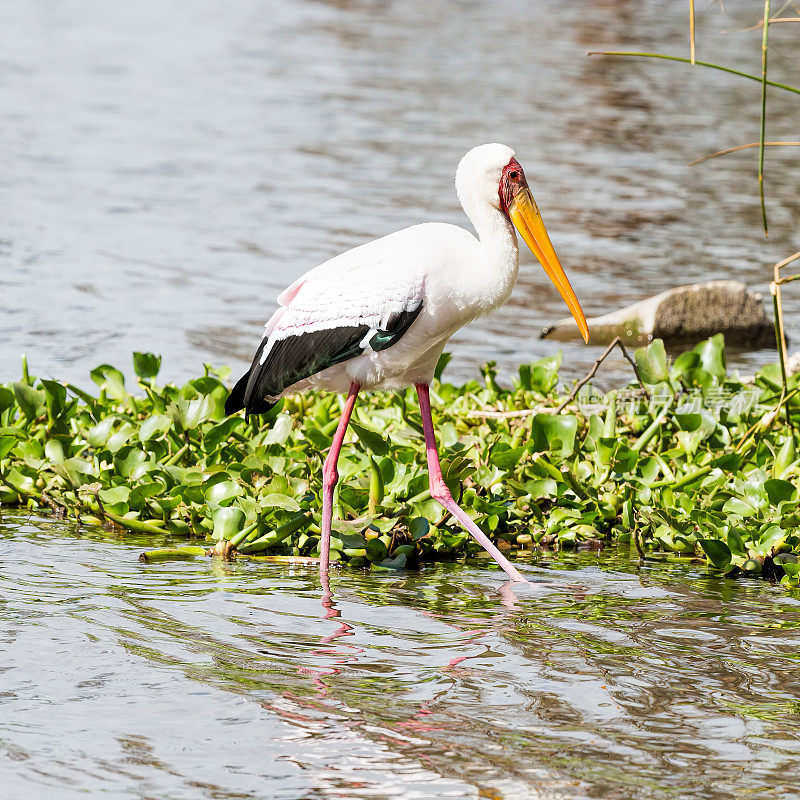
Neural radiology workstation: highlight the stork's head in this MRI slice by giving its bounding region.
[456,143,589,344]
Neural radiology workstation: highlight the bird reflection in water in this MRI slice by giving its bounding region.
[294,574,539,735]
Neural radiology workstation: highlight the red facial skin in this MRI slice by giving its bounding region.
[498,157,528,216]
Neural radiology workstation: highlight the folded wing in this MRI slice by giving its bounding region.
[225,259,425,417]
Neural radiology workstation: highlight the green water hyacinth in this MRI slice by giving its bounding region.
[1,337,799,587]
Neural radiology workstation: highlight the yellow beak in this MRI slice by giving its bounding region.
[509,188,589,343]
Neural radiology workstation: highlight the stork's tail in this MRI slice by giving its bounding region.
[224,369,276,418]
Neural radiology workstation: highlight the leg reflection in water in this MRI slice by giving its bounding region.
[295,572,361,696]
[297,575,544,735]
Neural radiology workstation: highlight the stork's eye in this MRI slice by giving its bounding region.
[508,170,519,180]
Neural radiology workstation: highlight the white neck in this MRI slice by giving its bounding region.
[460,191,520,311]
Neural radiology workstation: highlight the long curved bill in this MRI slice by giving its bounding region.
[509,188,589,343]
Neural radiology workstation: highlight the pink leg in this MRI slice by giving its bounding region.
[415,383,528,583]
[320,382,360,584]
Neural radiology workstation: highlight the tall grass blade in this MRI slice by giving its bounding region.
[771,251,800,437]
[587,51,800,96]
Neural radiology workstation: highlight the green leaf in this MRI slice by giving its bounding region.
[90,365,127,400]
[304,425,331,450]
[764,478,797,505]
[203,417,241,449]
[133,352,162,381]
[530,414,578,457]
[674,411,716,438]
[699,539,732,569]
[12,382,46,420]
[378,553,407,570]
[670,351,700,380]
[107,424,137,454]
[773,436,797,477]
[529,353,561,394]
[0,437,16,460]
[53,457,95,487]
[711,452,740,471]
[366,537,388,562]
[98,485,131,505]
[349,419,389,457]
[139,414,172,442]
[5,467,36,495]
[756,525,786,555]
[523,478,558,499]
[264,413,293,445]
[491,444,529,471]
[115,446,149,478]
[260,492,300,511]
[434,352,452,381]
[129,481,164,508]
[333,531,369,551]
[206,480,242,507]
[40,379,68,419]
[727,529,747,557]
[693,334,726,379]
[722,497,756,517]
[409,517,430,540]
[86,416,117,447]
[634,339,669,385]
[517,363,531,391]
[167,396,214,431]
[64,383,97,406]
[755,361,784,390]
[212,506,245,541]
[44,439,66,463]
[0,387,15,414]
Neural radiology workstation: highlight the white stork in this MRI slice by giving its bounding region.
[226,143,589,584]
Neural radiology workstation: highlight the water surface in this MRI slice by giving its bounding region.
[1,1,798,389]
[3,511,800,799]
[3,5,800,797]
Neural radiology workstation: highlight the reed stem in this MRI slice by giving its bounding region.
[759,0,771,235]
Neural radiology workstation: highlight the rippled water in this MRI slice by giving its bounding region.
[3,3,800,798]
[4,512,800,798]
[1,0,798,388]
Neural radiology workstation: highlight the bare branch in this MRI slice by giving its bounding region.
[555,337,645,414]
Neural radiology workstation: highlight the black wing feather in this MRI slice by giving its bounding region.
[226,302,423,417]
[224,371,276,416]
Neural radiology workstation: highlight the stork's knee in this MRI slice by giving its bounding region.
[323,455,339,490]
[429,476,453,504]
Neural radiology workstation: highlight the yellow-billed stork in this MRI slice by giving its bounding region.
[226,143,589,584]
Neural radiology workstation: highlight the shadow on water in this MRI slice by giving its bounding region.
[3,510,800,798]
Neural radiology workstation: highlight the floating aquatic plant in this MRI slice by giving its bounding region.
[0,336,798,586]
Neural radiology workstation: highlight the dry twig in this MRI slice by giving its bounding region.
[688,141,800,166]
[555,337,645,414]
